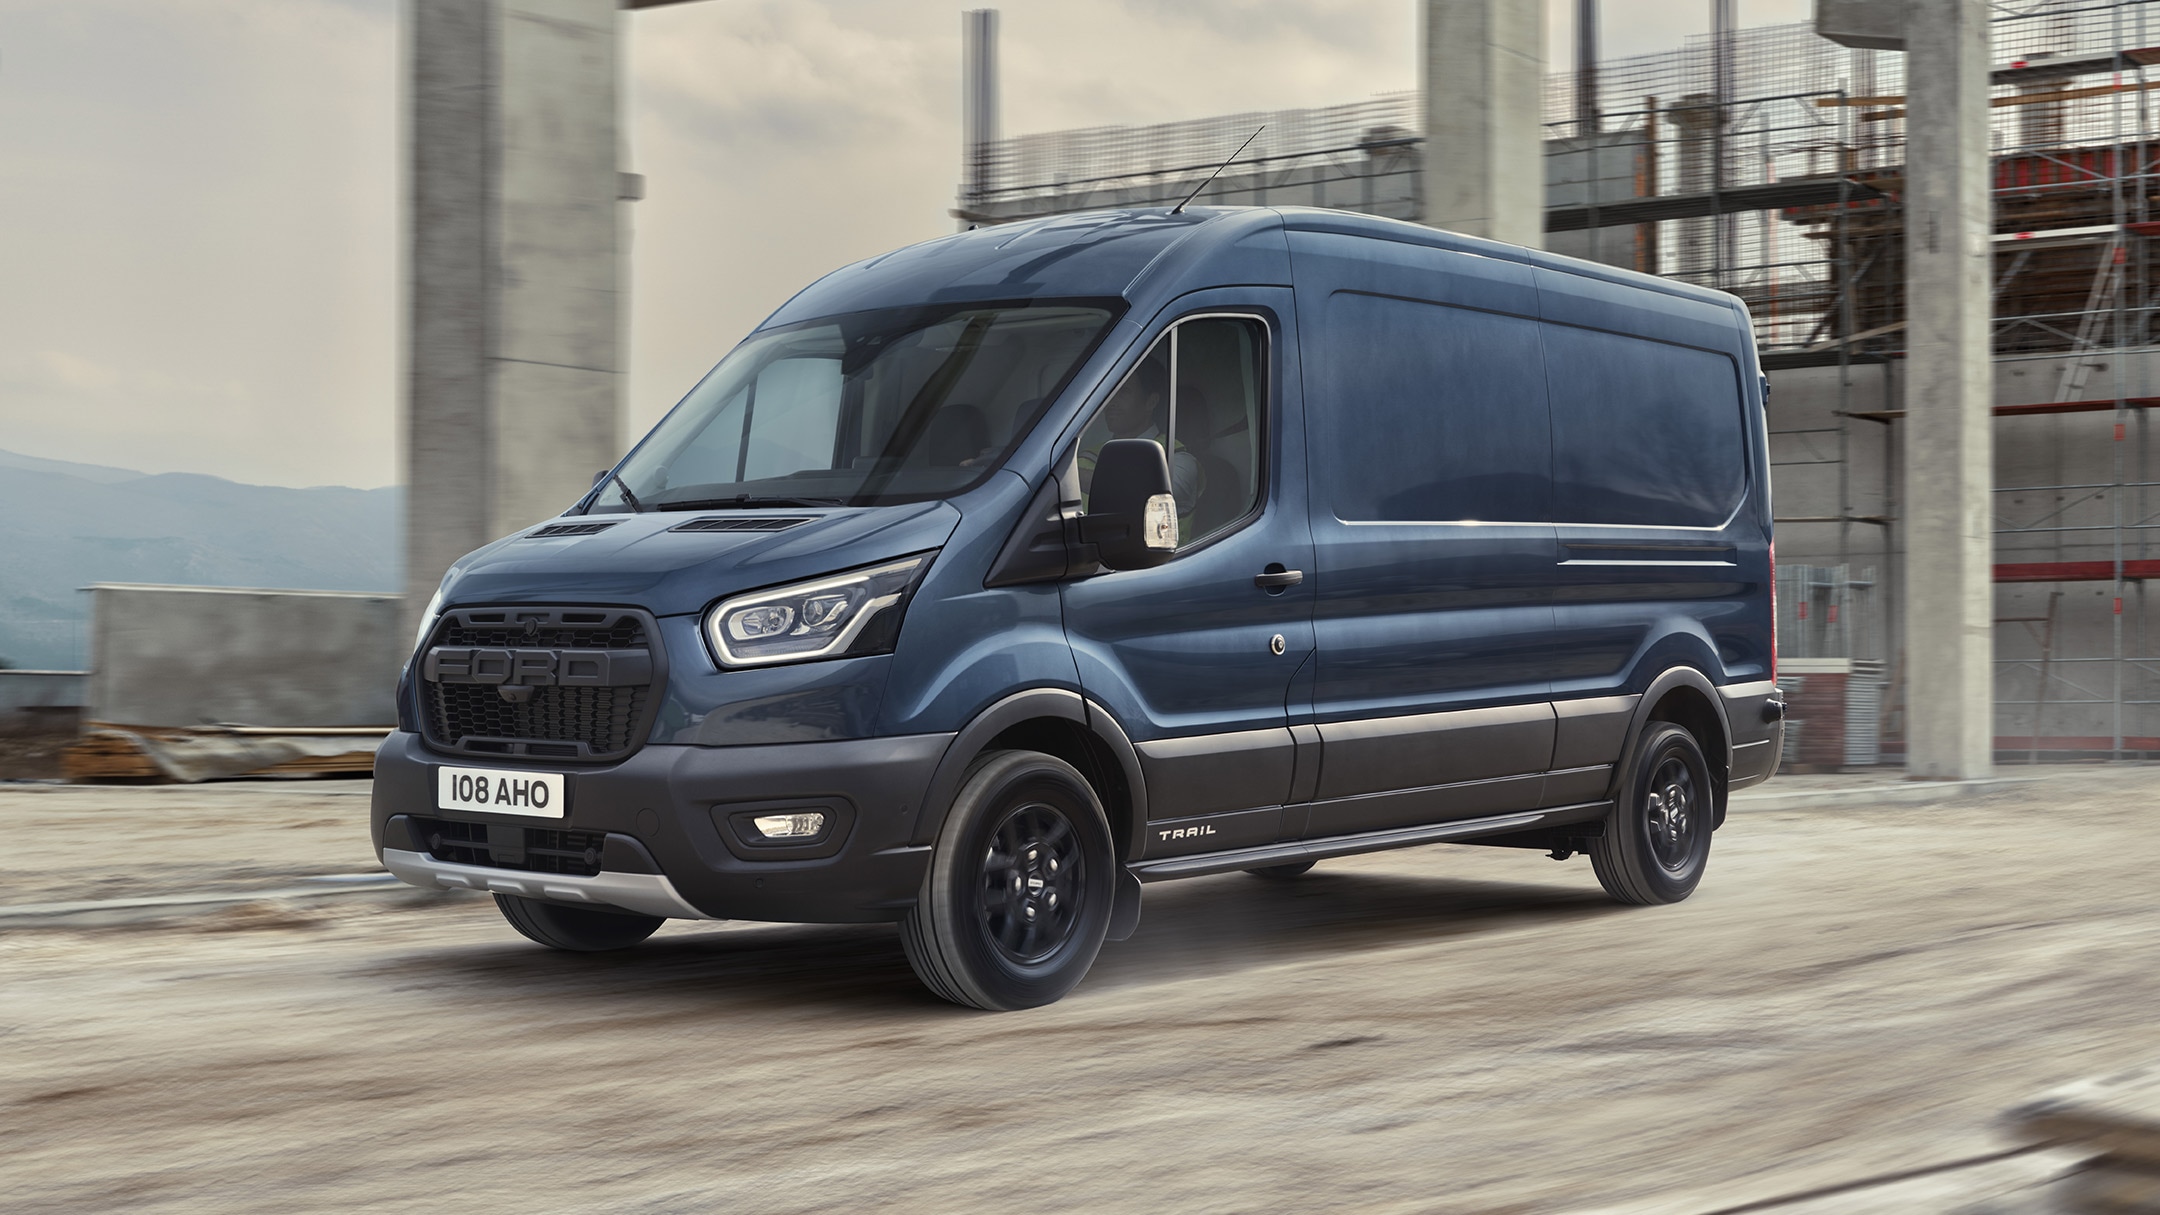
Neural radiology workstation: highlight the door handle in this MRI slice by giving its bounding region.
[1254,568,1304,589]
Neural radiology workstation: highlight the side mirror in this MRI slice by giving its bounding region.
[1079,439,1178,570]
[591,470,611,490]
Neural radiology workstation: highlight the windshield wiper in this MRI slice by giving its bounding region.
[656,494,847,511]
[607,471,646,514]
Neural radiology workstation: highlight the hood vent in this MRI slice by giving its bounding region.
[527,520,620,538]
[668,516,815,534]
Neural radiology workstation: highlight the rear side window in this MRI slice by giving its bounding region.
[1542,325,1745,527]
[1313,292,1551,523]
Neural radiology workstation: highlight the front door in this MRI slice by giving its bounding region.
[1060,292,1316,859]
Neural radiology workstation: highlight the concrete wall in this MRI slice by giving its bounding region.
[85,586,405,729]
[0,670,85,732]
[1770,348,2160,755]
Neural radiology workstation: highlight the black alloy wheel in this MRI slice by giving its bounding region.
[902,751,1117,1010]
[1591,721,1715,905]
[1642,753,1700,874]
[977,800,1087,963]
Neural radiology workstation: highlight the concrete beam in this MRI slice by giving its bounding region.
[1902,0,1994,778]
[405,0,627,614]
[1420,0,1544,248]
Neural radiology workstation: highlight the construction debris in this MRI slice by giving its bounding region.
[2011,1063,2160,1212]
[62,724,388,783]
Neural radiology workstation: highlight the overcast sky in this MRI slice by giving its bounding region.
[0,0,1809,489]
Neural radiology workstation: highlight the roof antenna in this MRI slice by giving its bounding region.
[1170,124,1266,214]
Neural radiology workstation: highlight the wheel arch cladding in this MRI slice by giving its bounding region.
[1612,666,1735,827]
[978,717,1139,863]
[912,689,1147,857]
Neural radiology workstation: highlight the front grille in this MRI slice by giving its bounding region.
[415,817,606,877]
[426,683,649,757]
[417,607,660,762]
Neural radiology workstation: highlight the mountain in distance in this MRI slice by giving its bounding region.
[0,449,402,670]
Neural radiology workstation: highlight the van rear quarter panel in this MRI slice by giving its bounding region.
[1531,264,1774,706]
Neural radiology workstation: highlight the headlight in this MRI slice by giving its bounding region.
[411,586,447,654]
[704,553,933,668]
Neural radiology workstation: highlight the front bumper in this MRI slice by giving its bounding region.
[370,729,953,923]
[381,847,716,920]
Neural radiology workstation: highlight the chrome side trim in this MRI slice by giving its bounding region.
[381,848,719,920]
[1558,558,1736,568]
[1719,678,1779,701]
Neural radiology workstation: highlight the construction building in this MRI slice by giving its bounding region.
[955,1,2160,766]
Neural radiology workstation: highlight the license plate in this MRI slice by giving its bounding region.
[436,766,566,818]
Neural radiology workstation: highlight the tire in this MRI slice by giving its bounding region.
[900,750,1116,1011]
[1246,859,1316,880]
[1591,722,1714,906]
[495,893,665,952]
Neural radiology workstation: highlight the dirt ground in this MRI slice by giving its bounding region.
[3,769,2158,1213]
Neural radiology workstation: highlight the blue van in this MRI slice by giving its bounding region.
[372,206,1783,1010]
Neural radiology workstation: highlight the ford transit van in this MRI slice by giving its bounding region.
[372,207,1783,1010]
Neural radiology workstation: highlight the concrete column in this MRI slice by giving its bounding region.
[1901,0,1994,778]
[1420,0,1544,248]
[405,0,627,613]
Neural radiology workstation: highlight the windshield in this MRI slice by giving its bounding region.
[594,300,1120,511]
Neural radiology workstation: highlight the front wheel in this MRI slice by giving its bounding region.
[495,894,664,951]
[1591,722,1714,905]
[901,751,1116,1010]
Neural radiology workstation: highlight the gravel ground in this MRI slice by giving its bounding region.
[2,769,2157,1213]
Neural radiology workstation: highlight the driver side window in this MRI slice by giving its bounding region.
[1077,315,1266,548]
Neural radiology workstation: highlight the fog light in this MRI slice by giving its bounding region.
[750,811,826,840]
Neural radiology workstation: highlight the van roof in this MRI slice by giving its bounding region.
[1266,206,1741,312]
[759,209,1243,329]
[758,206,1741,331]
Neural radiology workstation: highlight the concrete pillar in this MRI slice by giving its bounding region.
[404,0,628,612]
[959,9,999,225]
[1901,0,1994,778]
[1420,0,1544,248]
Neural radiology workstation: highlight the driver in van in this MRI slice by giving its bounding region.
[1078,380,1204,527]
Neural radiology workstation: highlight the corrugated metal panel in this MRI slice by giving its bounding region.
[1845,663,1884,767]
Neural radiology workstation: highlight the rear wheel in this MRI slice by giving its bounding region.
[1591,722,1714,905]
[1245,859,1316,880]
[901,751,1115,1010]
[495,894,664,951]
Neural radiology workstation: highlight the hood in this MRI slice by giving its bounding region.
[436,501,962,618]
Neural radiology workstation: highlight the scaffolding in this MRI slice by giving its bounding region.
[959,0,2160,763]
[955,94,1423,224]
